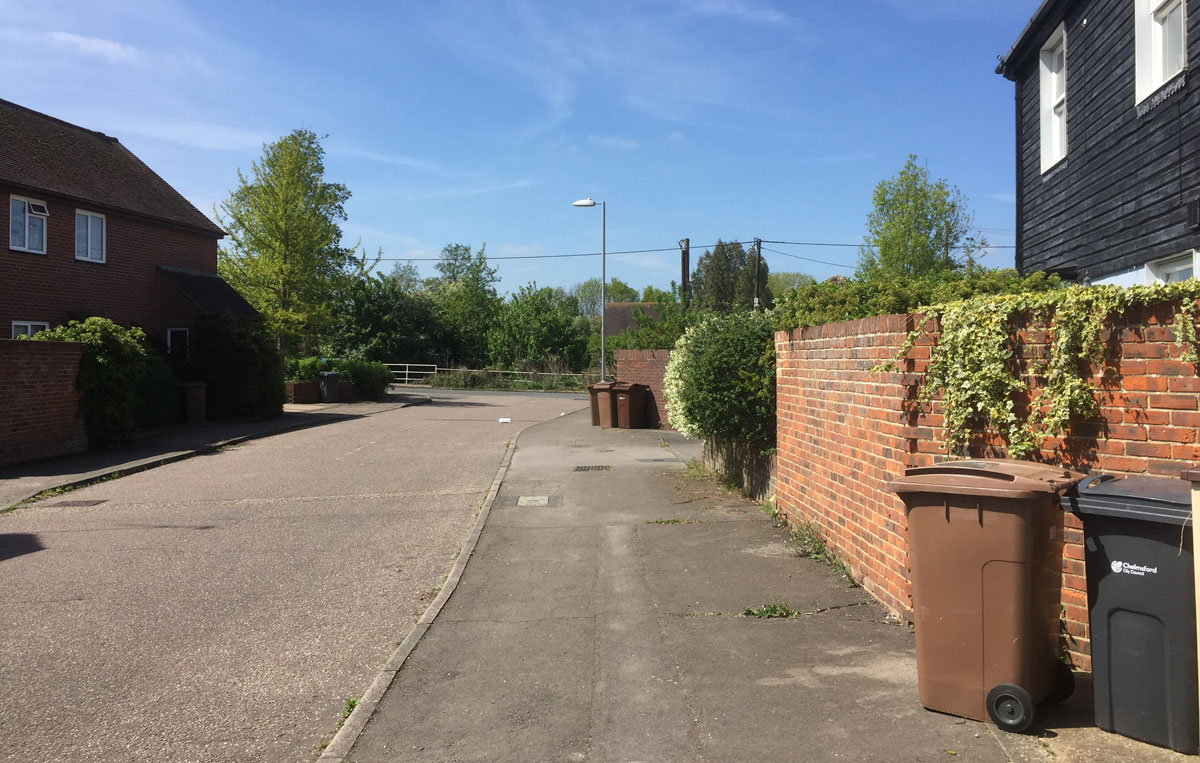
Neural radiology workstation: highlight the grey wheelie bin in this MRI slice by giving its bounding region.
[1065,474,1197,754]
[888,460,1085,733]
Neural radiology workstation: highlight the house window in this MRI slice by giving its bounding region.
[1147,251,1197,283]
[75,210,105,263]
[11,321,49,339]
[1136,0,1188,103]
[1039,24,1068,172]
[9,196,48,254]
[167,328,189,363]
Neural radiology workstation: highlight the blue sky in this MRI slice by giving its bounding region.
[2,0,1038,296]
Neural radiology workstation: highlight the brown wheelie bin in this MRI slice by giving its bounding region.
[887,460,1085,732]
[613,382,647,429]
[590,382,617,429]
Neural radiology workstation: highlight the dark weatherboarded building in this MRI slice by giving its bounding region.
[997,0,1199,284]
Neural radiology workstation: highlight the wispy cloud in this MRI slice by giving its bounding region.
[990,192,1017,204]
[444,179,535,197]
[587,135,640,150]
[803,151,873,164]
[330,144,463,178]
[114,120,270,151]
[46,31,142,63]
[689,0,791,25]
[668,132,686,144]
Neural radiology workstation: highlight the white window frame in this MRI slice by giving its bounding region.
[74,209,106,263]
[1146,250,1198,283]
[1136,0,1189,104]
[11,321,49,339]
[9,195,48,254]
[1039,24,1068,173]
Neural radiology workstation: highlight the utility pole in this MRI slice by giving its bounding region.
[678,238,690,305]
[753,238,762,310]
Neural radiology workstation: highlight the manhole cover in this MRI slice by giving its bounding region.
[49,500,107,507]
[517,495,550,507]
[574,465,612,472]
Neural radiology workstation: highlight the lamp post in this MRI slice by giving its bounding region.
[573,197,606,381]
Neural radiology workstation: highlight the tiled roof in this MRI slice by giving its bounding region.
[603,302,662,338]
[0,99,224,237]
[159,266,259,320]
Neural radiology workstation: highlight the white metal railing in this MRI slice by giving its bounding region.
[386,363,439,384]
[385,363,601,387]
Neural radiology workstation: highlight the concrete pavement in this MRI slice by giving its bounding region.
[341,410,1192,763]
[0,395,431,510]
[0,389,588,762]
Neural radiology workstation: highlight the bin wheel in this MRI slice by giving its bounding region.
[1045,662,1075,704]
[987,684,1034,733]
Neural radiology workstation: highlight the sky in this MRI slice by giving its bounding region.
[1,0,1040,297]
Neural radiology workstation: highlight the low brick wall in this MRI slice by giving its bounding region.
[612,349,671,429]
[776,306,1200,671]
[702,439,777,503]
[0,340,87,466]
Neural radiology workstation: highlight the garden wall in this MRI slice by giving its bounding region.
[0,340,87,467]
[775,305,1200,671]
[613,349,670,429]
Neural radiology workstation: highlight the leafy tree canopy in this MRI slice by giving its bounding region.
[569,277,640,318]
[857,155,986,283]
[690,240,772,312]
[216,129,374,354]
[488,283,588,371]
[428,243,500,367]
[766,272,815,294]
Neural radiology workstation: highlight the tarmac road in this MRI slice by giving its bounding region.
[0,389,587,763]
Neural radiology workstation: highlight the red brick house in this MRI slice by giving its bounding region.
[1,98,256,359]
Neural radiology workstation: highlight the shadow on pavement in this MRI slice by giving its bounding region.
[0,412,358,481]
[0,533,44,562]
[424,399,498,408]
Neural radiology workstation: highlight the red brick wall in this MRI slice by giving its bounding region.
[775,306,1200,672]
[613,349,671,429]
[0,339,86,466]
[1,184,219,343]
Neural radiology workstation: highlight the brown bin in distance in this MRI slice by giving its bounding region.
[587,383,603,426]
[887,460,1085,733]
[614,382,647,429]
[591,382,617,429]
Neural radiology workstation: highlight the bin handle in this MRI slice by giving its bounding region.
[1076,474,1115,493]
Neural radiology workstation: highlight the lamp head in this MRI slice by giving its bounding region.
[572,198,596,207]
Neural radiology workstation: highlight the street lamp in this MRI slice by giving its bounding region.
[573,197,606,381]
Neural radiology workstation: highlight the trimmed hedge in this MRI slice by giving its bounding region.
[664,311,775,448]
[35,318,149,448]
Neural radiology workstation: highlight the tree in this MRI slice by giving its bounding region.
[217,129,373,354]
[568,277,640,318]
[690,240,772,312]
[640,284,676,303]
[766,272,815,295]
[327,274,445,364]
[388,261,423,292]
[487,283,588,371]
[428,243,500,367]
[857,155,986,282]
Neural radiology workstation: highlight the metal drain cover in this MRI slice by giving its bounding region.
[49,500,107,507]
[574,465,612,472]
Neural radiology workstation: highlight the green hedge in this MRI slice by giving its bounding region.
[663,311,775,448]
[284,356,393,400]
[35,318,148,449]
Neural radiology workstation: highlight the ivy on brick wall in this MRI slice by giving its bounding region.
[881,282,1200,458]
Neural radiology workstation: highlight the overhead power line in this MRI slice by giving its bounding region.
[372,237,1014,263]
[760,246,855,270]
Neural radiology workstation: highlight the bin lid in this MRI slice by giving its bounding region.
[1064,474,1192,526]
[588,382,615,390]
[886,459,1086,499]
